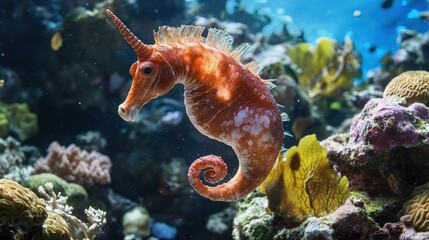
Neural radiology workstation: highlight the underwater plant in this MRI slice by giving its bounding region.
[287,37,361,99]
[259,134,349,223]
[106,10,284,201]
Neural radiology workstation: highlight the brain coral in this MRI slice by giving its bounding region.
[41,212,71,240]
[383,70,429,105]
[403,182,429,232]
[0,179,47,228]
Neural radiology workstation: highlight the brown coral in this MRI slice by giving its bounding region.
[0,179,47,228]
[403,182,429,232]
[34,142,112,186]
[383,70,429,105]
[30,212,71,240]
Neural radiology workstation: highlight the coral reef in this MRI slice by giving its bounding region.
[206,207,236,235]
[259,134,349,223]
[160,157,188,195]
[75,131,107,152]
[232,193,386,240]
[122,206,151,239]
[403,182,429,232]
[0,179,47,228]
[34,142,112,186]
[321,97,429,195]
[0,101,38,141]
[287,36,361,99]
[38,182,106,240]
[24,173,88,207]
[31,212,72,240]
[383,70,429,106]
[0,136,34,183]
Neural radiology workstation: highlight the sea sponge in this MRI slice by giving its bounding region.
[403,182,429,232]
[383,70,429,105]
[287,37,361,99]
[259,134,349,223]
[0,179,47,228]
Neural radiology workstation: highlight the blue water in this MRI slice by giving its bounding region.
[227,0,428,80]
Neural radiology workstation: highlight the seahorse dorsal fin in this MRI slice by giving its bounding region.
[153,25,262,76]
[154,25,205,45]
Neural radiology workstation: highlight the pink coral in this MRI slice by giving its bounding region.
[34,142,112,186]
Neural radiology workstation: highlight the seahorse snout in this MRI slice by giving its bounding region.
[118,104,140,122]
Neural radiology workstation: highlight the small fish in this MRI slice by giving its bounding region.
[369,45,377,53]
[381,0,394,9]
[51,32,63,51]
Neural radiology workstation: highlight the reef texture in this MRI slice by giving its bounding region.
[321,97,429,195]
[0,136,34,182]
[30,212,72,240]
[403,182,429,232]
[33,142,112,186]
[383,70,429,106]
[259,135,349,223]
[0,101,38,141]
[0,179,47,228]
[232,193,385,240]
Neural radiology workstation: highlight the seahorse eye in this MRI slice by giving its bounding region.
[142,65,153,75]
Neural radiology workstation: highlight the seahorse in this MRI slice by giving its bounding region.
[106,10,284,201]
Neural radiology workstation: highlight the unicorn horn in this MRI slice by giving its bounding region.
[106,9,151,59]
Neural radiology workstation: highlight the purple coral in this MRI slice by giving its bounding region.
[350,98,428,152]
[33,142,112,186]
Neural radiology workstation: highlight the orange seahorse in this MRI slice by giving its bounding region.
[106,10,284,201]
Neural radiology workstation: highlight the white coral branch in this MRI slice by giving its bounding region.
[38,182,106,240]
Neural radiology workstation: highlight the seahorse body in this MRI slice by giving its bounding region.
[106,10,284,201]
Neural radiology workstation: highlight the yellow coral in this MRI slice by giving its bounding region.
[259,134,349,222]
[403,182,429,232]
[287,37,361,99]
[0,101,38,141]
[383,70,429,106]
[0,179,47,228]
[31,212,72,240]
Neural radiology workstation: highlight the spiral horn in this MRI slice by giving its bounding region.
[106,9,151,59]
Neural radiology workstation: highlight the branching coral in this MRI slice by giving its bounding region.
[34,142,112,186]
[0,136,34,183]
[259,134,349,223]
[287,37,361,99]
[38,182,106,240]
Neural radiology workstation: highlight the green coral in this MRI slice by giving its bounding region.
[259,134,349,223]
[287,37,361,99]
[0,113,9,138]
[24,173,87,207]
[0,101,38,141]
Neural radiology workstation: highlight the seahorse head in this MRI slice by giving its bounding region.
[106,10,176,121]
